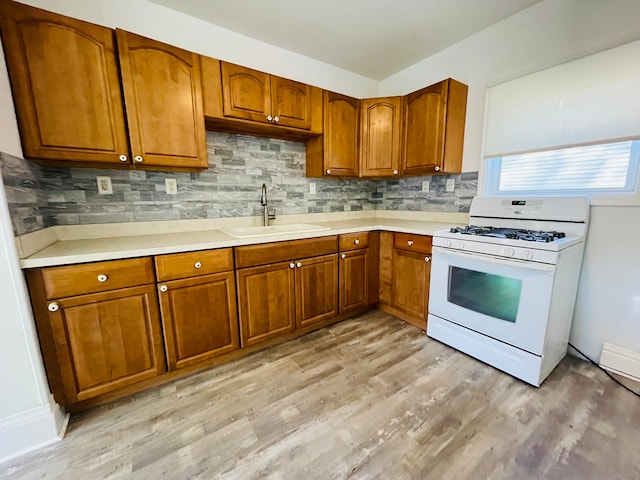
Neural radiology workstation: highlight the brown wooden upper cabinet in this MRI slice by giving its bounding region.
[402,78,468,176]
[201,57,322,139]
[306,91,360,177]
[0,1,207,170]
[360,97,403,177]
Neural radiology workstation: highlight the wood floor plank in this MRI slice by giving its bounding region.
[1,310,639,479]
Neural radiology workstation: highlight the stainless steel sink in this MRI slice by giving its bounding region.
[221,224,330,238]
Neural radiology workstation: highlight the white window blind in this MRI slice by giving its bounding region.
[486,140,640,195]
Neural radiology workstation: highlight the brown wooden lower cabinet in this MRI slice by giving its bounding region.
[26,259,166,406]
[339,249,369,313]
[236,261,297,347]
[295,254,338,329]
[379,232,432,330]
[158,271,239,370]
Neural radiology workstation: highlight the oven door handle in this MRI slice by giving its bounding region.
[432,246,556,272]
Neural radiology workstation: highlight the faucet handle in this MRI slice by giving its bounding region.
[268,208,276,220]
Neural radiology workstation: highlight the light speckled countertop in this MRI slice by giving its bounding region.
[18,213,467,268]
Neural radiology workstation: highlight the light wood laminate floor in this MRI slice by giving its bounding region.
[2,311,639,479]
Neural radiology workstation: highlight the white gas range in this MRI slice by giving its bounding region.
[427,196,589,386]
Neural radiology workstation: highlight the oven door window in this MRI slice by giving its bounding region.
[448,266,522,323]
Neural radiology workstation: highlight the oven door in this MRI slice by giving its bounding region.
[428,246,555,355]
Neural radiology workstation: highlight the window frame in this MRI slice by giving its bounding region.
[483,139,640,206]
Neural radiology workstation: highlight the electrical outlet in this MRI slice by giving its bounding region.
[96,176,112,195]
[422,181,430,192]
[165,178,178,195]
[309,183,316,194]
[446,179,455,192]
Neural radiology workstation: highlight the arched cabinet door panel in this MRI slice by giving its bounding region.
[0,1,129,164]
[116,29,207,170]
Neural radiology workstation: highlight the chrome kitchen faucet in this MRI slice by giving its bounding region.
[261,183,276,226]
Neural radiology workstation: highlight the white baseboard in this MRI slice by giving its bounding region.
[600,342,640,382]
[0,399,69,464]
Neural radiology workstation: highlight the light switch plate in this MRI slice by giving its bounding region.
[165,178,178,195]
[309,183,316,194]
[96,176,112,195]
[446,179,455,192]
[422,181,430,192]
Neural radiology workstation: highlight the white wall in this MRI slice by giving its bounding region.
[17,0,379,99]
[380,0,640,362]
[0,39,65,462]
[380,0,640,173]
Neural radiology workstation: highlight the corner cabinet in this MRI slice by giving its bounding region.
[379,232,432,330]
[306,91,360,177]
[402,78,468,176]
[235,236,339,347]
[0,1,207,170]
[155,248,239,371]
[360,97,403,177]
[25,258,166,406]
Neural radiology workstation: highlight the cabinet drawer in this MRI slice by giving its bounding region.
[40,257,155,300]
[155,248,233,281]
[235,236,338,268]
[394,233,432,254]
[339,232,369,251]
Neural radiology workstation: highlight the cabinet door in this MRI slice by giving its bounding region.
[323,91,360,177]
[47,285,165,404]
[296,254,338,329]
[402,81,447,176]
[360,97,402,177]
[339,249,369,314]
[236,261,296,347]
[220,62,271,124]
[116,30,207,170]
[391,249,431,329]
[270,75,311,129]
[0,1,129,165]
[158,272,239,370]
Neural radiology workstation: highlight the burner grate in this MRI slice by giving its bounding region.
[450,225,566,243]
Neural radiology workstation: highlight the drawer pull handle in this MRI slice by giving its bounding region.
[407,240,414,246]
[354,239,360,245]
[159,285,168,292]
[97,274,108,283]
[290,263,295,269]
[296,262,302,268]
[194,261,202,269]
[425,256,431,262]
[341,253,347,259]
[48,302,59,312]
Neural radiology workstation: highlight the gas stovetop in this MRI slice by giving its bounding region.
[449,225,566,243]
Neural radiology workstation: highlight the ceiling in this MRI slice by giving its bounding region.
[150,0,542,80]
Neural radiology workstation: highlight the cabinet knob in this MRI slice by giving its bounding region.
[425,256,431,262]
[267,115,273,122]
[97,274,108,283]
[326,169,331,175]
[289,263,295,269]
[341,253,346,259]
[194,261,202,269]
[407,240,414,246]
[393,170,398,175]
[296,262,302,268]
[434,166,440,172]
[119,154,128,162]
[354,239,360,245]
[159,285,168,292]
[274,116,280,123]
[134,155,143,163]
[48,302,59,312]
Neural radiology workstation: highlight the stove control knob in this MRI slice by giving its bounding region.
[446,240,453,248]
[454,241,465,249]
[524,250,535,260]
[504,247,516,257]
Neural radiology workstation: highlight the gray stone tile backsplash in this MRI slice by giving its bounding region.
[1,131,478,236]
